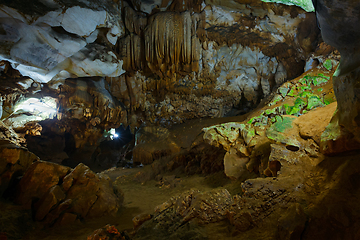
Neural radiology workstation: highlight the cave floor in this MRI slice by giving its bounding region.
[4,67,357,239]
[18,149,360,240]
[21,169,238,240]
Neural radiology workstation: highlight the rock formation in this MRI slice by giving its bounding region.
[0,0,319,131]
[314,0,360,154]
[1,0,360,239]
[0,0,322,173]
[14,161,123,226]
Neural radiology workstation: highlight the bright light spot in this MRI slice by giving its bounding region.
[109,128,119,140]
[14,97,57,120]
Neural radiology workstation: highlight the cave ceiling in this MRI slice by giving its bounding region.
[0,0,320,145]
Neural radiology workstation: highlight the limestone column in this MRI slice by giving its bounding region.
[315,0,360,154]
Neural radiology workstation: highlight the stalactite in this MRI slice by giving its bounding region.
[69,80,92,106]
[124,6,147,36]
[119,33,143,72]
[165,0,203,12]
[119,7,201,78]
[144,11,200,78]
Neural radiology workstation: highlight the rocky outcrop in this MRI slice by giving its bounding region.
[133,168,310,239]
[14,161,123,226]
[0,142,38,196]
[294,102,337,145]
[134,189,234,239]
[313,0,360,154]
[0,0,125,83]
[202,68,335,179]
[0,120,24,146]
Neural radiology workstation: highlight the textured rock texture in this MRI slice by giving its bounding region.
[110,0,319,126]
[14,161,123,226]
[134,189,234,239]
[0,0,323,170]
[87,224,127,240]
[202,68,335,179]
[313,0,360,154]
[0,0,125,82]
[0,142,38,196]
[0,0,320,132]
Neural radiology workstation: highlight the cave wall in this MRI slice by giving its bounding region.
[0,0,321,168]
[0,0,319,129]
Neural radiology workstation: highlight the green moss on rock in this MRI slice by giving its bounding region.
[323,59,332,71]
[307,95,325,110]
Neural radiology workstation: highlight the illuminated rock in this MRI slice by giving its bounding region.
[3,97,58,129]
[0,2,125,83]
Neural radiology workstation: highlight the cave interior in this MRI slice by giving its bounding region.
[1,0,360,239]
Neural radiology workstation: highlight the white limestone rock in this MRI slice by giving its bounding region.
[204,5,238,27]
[0,4,125,83]
[67,45,125,77]
[203,42,278,102]
[10,24,87,70]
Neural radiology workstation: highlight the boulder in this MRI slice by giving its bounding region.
[0,143,38,196]
[14,161,70,208]
[294,102,337,145]
[15,161,123,226]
